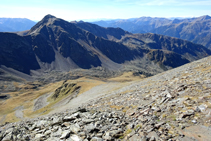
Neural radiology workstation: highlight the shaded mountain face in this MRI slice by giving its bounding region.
[0,33,40,74]
[26,15,103,69]
[147,49,189,69]
[129,33,211,61]
[27,15,139,67]
[73,21,130,41]
[0,18,36,32]
[0,14,210,77]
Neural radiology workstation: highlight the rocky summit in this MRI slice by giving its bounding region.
[1,54,211,140]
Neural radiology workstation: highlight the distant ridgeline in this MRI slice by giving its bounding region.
[93,15,211,49]
[0,18,36,32]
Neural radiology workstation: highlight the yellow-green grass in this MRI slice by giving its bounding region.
[0,73,144,124]
[0,81,63,123]
[107,72,144,82]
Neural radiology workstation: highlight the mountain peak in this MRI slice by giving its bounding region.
[43,14,57,20]
[172,18,182,24]
[28,14,57,34]
[40,14,57,24]
[198,15,211,20]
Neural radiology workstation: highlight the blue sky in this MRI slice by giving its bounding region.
[0,0,211,21]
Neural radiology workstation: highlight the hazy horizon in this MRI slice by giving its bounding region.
[0,15,208,23]
[0,0,211,21]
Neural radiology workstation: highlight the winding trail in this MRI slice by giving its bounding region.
[14,106,24,119]
[33,92,52,111]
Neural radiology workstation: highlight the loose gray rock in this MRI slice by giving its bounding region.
[60,130,71,139]
[90,137,103,141]
[84,124,99,133]
[69,134,82,141]
[69,124,80,133]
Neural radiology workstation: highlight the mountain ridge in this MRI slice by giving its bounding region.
[0,14,210,78]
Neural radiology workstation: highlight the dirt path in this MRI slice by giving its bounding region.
[14,106,24,119]
[181,125,211,141]
[0,115,6,125]
[33,92,52,111]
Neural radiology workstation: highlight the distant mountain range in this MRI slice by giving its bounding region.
[0,15,210,79]
[152,15,211,49]
[93,15,211,49]
[93,17,172,33]
[0,18,36,32]
[1,15,211,49]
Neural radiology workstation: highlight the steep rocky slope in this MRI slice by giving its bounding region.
[0,32,40,74]
[1,54,211,141]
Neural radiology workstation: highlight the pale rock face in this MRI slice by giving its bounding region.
[198,104,207,112]
[69,135,82,141]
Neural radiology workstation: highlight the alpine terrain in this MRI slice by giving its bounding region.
[0,15,211,141]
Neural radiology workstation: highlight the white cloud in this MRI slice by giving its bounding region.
[111,0,211,6]
[135,0,211,6]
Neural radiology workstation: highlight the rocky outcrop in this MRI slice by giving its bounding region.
[51,81,80,100]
